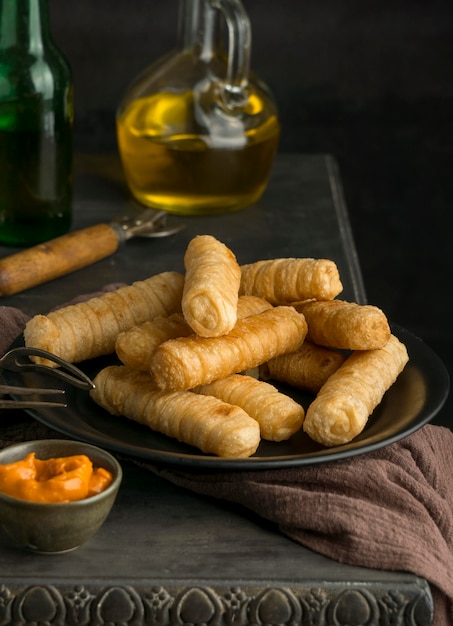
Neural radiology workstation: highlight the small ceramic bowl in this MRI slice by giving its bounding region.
[0,439,122,554]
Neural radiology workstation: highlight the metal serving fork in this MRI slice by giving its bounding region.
[0,347,94,409]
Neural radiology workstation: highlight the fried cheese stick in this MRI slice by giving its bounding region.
[116,295,272,371]
[23,271,184,364]
[182,234,241,337]
[260,341,346,394]
[91,365,260,458]
[239,258,343,304]
[194,374,304,441]
[303,334,409,447]
[116,313,191,371]
[150,306,308,390]
[294,299,391,350]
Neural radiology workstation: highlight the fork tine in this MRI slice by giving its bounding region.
[0,384,65,396]
[1,347,95,390]
[0,399,67,409]
[0,383,66,409]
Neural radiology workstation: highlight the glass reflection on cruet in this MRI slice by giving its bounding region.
[116,0,280,215]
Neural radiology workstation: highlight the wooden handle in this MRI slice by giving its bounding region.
[0,223,120,297]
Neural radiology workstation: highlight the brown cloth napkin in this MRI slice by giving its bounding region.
[0,301,452,626]
[155,427,453,626]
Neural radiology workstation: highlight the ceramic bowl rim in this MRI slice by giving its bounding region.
[0,439,122,507]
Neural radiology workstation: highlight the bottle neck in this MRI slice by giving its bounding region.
[0,0,51,54]
[177,0,217,61]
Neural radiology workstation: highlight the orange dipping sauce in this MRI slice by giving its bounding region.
[0,452,113,503]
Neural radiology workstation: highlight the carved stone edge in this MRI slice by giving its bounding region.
[0,580,433,626]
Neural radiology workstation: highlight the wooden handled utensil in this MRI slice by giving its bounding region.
[0,210,184,297]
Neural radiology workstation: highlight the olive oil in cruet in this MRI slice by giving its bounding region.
[116,0,280,215]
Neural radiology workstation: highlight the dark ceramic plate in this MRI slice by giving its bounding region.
[2,324,449,469]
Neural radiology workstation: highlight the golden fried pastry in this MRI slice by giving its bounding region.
[182,234,241,337]
[294,299,391,350]
[239,258,343,304]
[23,271,184,365]
[303,334,409,447]
[236,295,273,318]
[115,295,271,371]
[115,313,190,370]
[195,374,304,441]
[91,365,260,458]
[260,341,346,394]
[150,306,308,390]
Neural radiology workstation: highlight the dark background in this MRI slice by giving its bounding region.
[49,0,452,428]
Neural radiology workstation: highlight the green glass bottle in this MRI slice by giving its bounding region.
[0,0,72,246]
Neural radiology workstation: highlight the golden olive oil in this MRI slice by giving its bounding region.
[117,90,280,215]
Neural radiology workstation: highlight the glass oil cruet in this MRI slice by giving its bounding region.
[116,0,280,215]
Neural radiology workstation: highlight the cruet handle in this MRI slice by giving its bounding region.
[209,0,251,106]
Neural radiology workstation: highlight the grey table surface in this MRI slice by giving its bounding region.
[1,153,366,315]
[0,154,433,626]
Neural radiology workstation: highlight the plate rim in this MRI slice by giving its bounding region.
[1,323,450,470]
